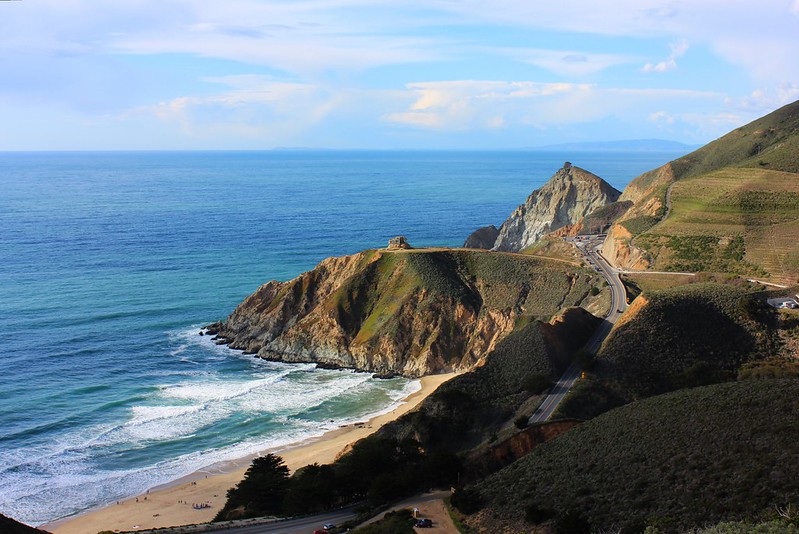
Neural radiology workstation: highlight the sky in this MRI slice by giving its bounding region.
[1,0,798,150]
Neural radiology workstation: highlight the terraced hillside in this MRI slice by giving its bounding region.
[636,167,799,275]
[605,99,799,282]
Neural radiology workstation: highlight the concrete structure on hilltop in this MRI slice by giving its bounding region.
[388,236,412,250]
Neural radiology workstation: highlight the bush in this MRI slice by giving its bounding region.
[553,509,591,534]
[451,487,483,515]
[514,416,529,430]
[523,373,553,394]
[353,509,416,534]
[525,503,556,524]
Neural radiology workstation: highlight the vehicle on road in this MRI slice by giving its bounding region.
[416,518,433,528]
[323,524,336,530]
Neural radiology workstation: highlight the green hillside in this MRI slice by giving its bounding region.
[555,282,787,420]
[611,99,799,281]
[331,248,604,352]
[670,99,799,178]
[474,380,799,533]
[635,167,799,276]
[380,307,599,451]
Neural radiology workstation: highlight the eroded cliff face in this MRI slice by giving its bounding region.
[603,163,675,269]
[209,249,599,377]
[492,165,621,252]
[603,224,651,270]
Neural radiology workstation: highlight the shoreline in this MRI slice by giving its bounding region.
[45,373,456,534]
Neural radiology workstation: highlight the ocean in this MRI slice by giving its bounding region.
[0,150,681,525]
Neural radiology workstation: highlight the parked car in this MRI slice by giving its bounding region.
[416,518,433,528]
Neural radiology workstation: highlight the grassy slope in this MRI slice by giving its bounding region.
[476,379,799,533]
[637,168,799,276]
[616,100,799,280]
[555,283,782,420]
[328,249,602,346]
[379,307,600,452]
[670,99,799,178]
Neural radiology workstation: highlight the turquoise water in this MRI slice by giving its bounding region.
[0,150,681,525]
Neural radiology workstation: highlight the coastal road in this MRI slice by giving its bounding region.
[529,235,627,424]
[205,507,357,534]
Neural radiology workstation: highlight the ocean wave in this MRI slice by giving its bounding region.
[0,323,414,527]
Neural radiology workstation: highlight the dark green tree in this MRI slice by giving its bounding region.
[214,454,289,521]
[282,463,338,515]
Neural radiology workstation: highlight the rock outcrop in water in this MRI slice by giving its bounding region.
[466,163,621,252]
[464,225,499,249]
[208,248,601,377]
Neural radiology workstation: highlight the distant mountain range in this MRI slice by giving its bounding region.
[531,139,700,152]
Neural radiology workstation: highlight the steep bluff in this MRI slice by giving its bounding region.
[467,163,621,252]
[208,248,602,377]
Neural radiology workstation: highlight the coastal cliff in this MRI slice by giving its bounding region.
[465,163,621,252]
[208,248,603,377]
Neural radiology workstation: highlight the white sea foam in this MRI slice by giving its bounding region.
[0,324,415,527]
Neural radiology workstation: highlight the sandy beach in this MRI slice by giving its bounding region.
[45,373,455,534]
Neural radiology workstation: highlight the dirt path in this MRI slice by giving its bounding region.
[357,491,459,533]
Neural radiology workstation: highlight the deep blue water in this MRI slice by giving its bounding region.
[0,150,682,525]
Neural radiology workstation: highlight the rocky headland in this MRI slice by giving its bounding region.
[207,248,602,377]
[465,162,621,252]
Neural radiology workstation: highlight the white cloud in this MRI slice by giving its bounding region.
[384,81,598,131]
[496,48,637,76]
[642,40,689,73]
[726,83,799,113]
[139,76,341,140]
[384,80,727,133]
[649,111,675,124]
[428,0,799,84]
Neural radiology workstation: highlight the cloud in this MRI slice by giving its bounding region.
[642,40,689,73]
[138,76,341,140]
[499,48,637,76]
[384,80,598,131]
[726,83,799,113]
[427,0,799,83]
[649,110,675,124]
[384,79,727,134]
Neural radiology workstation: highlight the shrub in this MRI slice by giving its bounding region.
[353,509,416,534]
[553,509,592,534]
[514,416,529,430]
[523,373,553,394]
[525,503,556,524]
[451,487,483,515]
